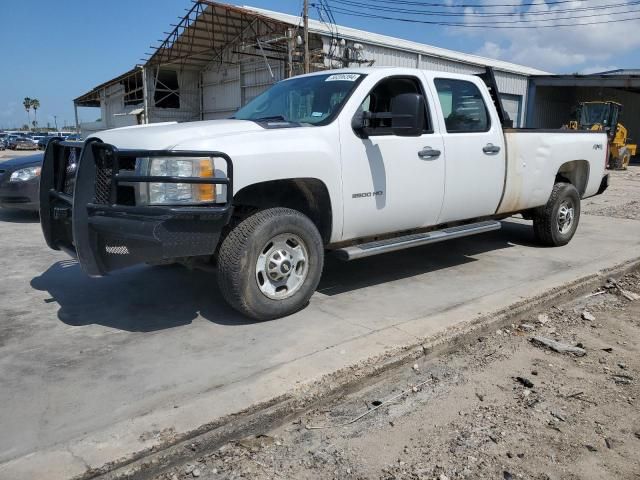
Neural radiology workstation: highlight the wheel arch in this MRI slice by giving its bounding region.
[555,160,590,197]
[233,178,333,245]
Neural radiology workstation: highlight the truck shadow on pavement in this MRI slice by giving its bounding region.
[0,209,39,223]
[318,220,534,295]
[29,220,536,332]
[30,261,253,331]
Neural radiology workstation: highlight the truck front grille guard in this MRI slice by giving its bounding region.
[44,140,233,215]
[40,139,234,275]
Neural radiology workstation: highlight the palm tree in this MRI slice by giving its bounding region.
[23,97,32,130]
[30,99,40,128]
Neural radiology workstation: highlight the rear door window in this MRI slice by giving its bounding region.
[434,79,490,133]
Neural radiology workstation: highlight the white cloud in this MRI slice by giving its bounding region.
[458,0,640,73]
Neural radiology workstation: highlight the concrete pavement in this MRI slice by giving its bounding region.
[1,167,639,479]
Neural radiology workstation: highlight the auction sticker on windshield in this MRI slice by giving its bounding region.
[325,73,360,81]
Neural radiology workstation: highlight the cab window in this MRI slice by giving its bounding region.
[359,77,431,135]
[434,78,490,133]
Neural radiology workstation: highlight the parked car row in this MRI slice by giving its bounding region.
[0,132,81,151]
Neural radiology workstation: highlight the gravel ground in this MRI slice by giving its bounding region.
[157,272,640,480]
[582,166,640,220]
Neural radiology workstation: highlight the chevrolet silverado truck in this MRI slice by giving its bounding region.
[40,67,609,320]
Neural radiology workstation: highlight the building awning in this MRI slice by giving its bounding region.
[74,67,143,107]
[530,71,640,90]
[113,108,144,116]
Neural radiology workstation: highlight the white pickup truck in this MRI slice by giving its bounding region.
[40,67,609,319]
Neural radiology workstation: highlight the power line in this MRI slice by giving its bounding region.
[323,5,640,27]
[325,1,640,23]
[327,0,640,17]
[335,0,589,8]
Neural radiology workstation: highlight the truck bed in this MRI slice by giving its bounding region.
[496,129,607,215]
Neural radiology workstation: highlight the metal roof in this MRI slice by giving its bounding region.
[593,69,640,76]
[144,1,291,69]
[530,71,640,89]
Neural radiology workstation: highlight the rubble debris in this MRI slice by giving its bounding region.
[612,374,633,385]
[602,347,613,353]
[515,376,534,388]
[551,411,567,422]
[607,278,640,301]
[503,471,514,480]
[519,323,536,332]
[585,444,598,452]
[306,377,433,429]
[531,336,586,356]
[537,313,550,325]
[581,310,596,322]
[605,438,614,449]
[585,290,606,298]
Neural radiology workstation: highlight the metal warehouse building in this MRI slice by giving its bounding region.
[73,0,547,135]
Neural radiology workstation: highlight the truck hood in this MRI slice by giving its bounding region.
[94,119,264,150]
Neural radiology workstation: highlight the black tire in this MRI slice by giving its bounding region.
[216,207,324,320]
[533,182,580,247]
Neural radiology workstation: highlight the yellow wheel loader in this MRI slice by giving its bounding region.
[567,101,636,170]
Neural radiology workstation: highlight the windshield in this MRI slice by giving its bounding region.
[580,103,609,127]
[234,73,365,126]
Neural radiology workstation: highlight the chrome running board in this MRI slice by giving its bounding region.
[335,220,501,261]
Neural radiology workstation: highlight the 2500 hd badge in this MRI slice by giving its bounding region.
[352,191,384,198]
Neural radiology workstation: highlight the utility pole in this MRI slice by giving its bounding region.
[303,0,310,73]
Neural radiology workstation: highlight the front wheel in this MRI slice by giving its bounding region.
[216,208,324,320]
[533,182,581,247]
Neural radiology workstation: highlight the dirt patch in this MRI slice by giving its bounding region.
[583,200,640,221]
[156,272,640,480]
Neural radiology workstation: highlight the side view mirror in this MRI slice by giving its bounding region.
[391,93,425,137]
[351,110,369,139]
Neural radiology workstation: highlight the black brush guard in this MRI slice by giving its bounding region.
[40,139,233,276]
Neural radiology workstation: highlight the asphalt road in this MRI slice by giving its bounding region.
[1,166,639,479]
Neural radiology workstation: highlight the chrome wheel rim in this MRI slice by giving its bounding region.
[255,233,309,300]
[557,200,575,234]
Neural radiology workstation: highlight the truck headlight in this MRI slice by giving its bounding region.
[140,157,216,205]
[10,166,41,182]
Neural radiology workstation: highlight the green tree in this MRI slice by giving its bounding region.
[30,99,40,128]
[23,97,32,129]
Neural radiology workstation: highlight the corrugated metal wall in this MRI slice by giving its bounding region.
[202,65,241,119]
[201,58,284,120]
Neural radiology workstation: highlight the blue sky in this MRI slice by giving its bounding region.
[1,0,638,129]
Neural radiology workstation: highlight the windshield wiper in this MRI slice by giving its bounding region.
[253,115,289,122]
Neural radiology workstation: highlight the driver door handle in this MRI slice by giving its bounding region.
[482,143,501,154]
[418,147,441,159]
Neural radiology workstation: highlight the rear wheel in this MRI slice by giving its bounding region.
[217,208,324,320]
[533,182,581,247]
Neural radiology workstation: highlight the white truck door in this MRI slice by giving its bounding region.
[431,76,506,223]
[339,75,445,240]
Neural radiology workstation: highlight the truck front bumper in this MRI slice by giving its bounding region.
[40,139,233,276]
